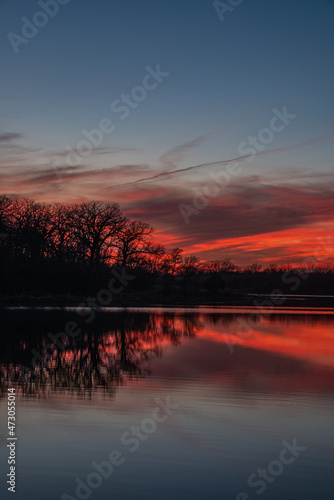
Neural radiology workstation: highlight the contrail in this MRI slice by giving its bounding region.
[101,155,248,191]
[101,132,334,192]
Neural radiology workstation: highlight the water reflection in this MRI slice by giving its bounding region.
[1,309,334,400]
[0,310,199,398]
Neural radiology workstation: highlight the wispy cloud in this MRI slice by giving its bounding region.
[45,146,143,159]
[101,132,334,191]
[0,132,23,143]
[159,130,218,167]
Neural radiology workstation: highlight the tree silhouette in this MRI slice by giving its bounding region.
[0,310,198,398]
[67,201,125,266]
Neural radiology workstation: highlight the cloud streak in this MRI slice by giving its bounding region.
[99,132,334,192]
[0,132,23,143]
[159,130,218,167]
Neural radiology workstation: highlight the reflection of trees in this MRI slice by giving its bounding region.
[0,311,198,399]
[2,310,333,400]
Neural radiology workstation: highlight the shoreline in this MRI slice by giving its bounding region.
[1,293,334,309]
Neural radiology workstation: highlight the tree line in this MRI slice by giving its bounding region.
[0,195,172,269]
[0,195,186,297]
[0,195,333,301]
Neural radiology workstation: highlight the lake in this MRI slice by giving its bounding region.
[0,307,334,500]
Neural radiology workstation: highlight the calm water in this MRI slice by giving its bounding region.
[0,307,334,500]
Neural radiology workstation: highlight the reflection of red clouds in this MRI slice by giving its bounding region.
[8,312,334,402]
[198,321,334,366]
[40,314,334,371]
[93,313,334,368]
[139,314,334,396]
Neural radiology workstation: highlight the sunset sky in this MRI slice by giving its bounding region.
[1,0,333,265]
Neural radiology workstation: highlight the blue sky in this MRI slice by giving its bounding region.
[1,0,334,263]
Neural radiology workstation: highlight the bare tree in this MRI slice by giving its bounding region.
[112,220,155,268]
[67,201,125,266]
[160,247,183,275]
[49,203,75,263]
[9,198,52,262]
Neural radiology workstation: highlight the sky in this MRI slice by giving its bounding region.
[0,0,333,265]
